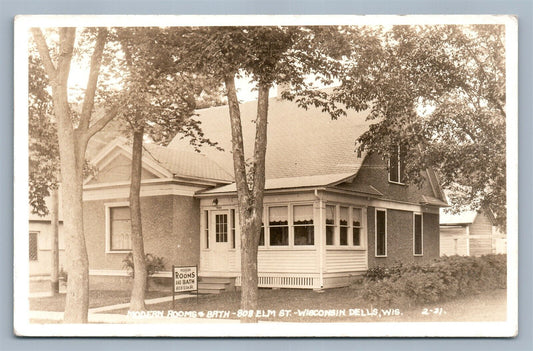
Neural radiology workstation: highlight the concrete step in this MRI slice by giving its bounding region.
[197,282,229,290]
[198,288,223,295]
[199,277,234,284]
[197,276,236,294]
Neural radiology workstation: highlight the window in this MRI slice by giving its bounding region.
[109,206,131,251]
[413,213,423,255]
[29,232,38,261]
[352,208,363,246]
[230,209,236,249]
[326,205,336,245]
[204,210,209,249]
[389,145,406,184]
[339,207,349,245]
[293,205,314,245]
[269,206,288,246]
[215,214,228,242]
[375,209,387,256]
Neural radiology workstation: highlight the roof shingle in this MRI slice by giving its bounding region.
[143,143,233,182]
[168,95,373,181]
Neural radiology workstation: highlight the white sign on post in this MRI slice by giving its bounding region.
[173,266,198,293]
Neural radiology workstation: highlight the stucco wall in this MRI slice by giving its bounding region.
[367,207,439,267]
[83,194,200,273]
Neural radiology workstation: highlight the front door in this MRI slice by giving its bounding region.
[210,210,231,271]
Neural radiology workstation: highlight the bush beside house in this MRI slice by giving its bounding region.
[360,254,506,306]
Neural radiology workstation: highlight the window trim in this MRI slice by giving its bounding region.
[351,207,364,249]
[292,204,315,247]
[215,213,229,243]
[325,204,336,246]
[204,209,210,249]
[260,202,316,249]
[324,203,366,250]
[105,202,132,254]
[267,205,290,247]
[339,206,349,246]
[388,145,406,185]
[375,208,387,257]
[413,212,424,256]
[230,208,236,249]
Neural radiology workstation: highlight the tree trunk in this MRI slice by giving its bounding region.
[224,75,269,323]
[31,27,112,323]
[61,157,90,323]
[49,187,60,295]
[129,127,148,311]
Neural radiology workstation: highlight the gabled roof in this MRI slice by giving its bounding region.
[168,94,373,180]
[440,210,478,225]
[86,137,233,184]
[143,143,233,183]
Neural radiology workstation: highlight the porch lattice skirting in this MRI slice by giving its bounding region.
[235,273,321,289]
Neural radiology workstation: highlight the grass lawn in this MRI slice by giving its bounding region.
[29,290,169,312]
[108,287,507,323]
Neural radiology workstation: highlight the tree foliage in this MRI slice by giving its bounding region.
[331,25,507,226]
[28,51,59,216]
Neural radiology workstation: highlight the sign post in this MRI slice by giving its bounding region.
[172,265,198,309]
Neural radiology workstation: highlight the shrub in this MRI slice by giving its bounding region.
[122,253,165,279]
[360,254,506,307]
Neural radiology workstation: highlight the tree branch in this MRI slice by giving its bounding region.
[224,74,250,201]
[30,28,57,82]
[86,105,119,139]
[79,28,108,131]
[56,28,76,87]
[252,83,269,201]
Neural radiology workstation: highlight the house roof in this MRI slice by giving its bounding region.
[198,173,362,195]
[87,137,233,184]
[421,195,449,207]
[168,94,373,181]
[143,143,233,183]
[440,209,478,225]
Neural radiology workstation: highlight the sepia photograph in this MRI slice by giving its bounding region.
[13,15,518,337]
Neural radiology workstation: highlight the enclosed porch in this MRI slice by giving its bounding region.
[197,189,369,289]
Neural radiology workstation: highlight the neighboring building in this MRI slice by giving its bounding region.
[29,196,66,278]
[440,209,506,257]
[31,92,449,290]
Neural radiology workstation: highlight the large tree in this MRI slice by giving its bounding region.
[176,26,351,322]
[31,27,120,322]
[332,25,507,226]
[114,28,223,311]
[28,52,61,295]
